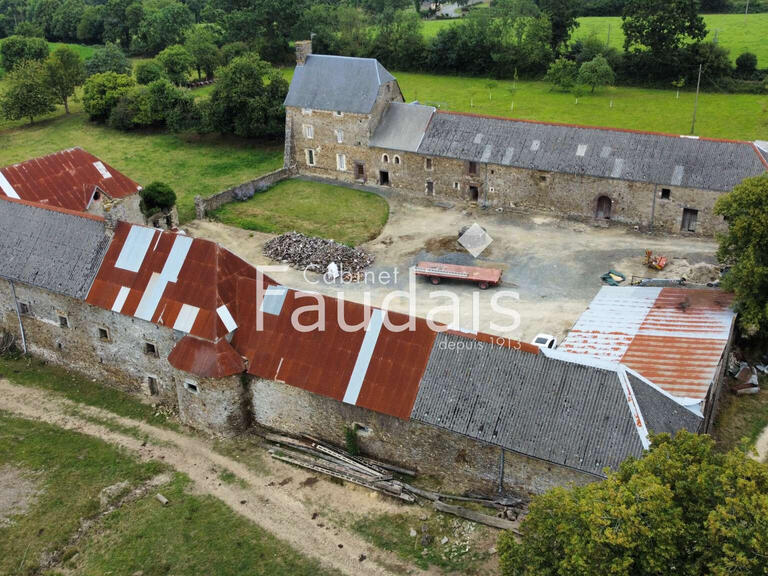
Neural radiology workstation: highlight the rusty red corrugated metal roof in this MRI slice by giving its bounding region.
[0,148,141,212]
[168,336,244,378]
[561,286,735,401]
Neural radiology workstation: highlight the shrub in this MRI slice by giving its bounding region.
[85,43,131,77]
[82,72,135,121]
[135,60,167,85]
[157,45,194,86]
[735,52,758,78]
[140,181,177,215]
[545,58,579,91]
[0,35,49,71]
[344,426,360,456]
[221,41,249,64]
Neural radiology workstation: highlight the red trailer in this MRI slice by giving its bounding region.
[414,261,503,290]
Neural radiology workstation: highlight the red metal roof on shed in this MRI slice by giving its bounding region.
[0,148,140,212]
[168,336,245,379]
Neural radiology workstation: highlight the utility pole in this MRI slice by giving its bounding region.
[607,23,611,47]
[690,63,702,135]
[746,0,750,24]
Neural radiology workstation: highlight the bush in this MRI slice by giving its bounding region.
[0,35,49,71]
[135,60,167,85]
[82,72,135,121]
[14,21,44,37]
[344,426,360,456]
[220,41,249,64]
[85,43,131,77]
[157,45,194,86]
[735,52,758,78]
[140,181,177,215]
[545,58,579,90]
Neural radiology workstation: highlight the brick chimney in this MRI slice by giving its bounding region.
[295,40,312,66]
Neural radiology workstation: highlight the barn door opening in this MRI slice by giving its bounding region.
[682,208,698,232]
[596,196,612,220]
[469,185,479,202]
[354,162,365,181]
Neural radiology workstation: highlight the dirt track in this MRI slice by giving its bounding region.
[0,379,432,576]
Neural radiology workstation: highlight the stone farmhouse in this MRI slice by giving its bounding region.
[0,178,735,494]
[0,148,177,228]
[284,43,768,236]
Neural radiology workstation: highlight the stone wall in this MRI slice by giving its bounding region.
[194,167,296,219]
[0,280,248,436]
[249,377,596,495]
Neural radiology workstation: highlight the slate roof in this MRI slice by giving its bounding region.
[0,148,142,212]
[756,141,768,166]
[411,332,702,477]
[417,112,766,192]
[370,102,436,152]
[284,54,395,114]
[0,197,109,299]
[627,372,703,435]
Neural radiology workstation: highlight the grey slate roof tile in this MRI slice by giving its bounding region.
[284,54,395,114]
[0,199,109,299]
[369,102,436,152]
[417,113,766,192]
[629,373,704,435]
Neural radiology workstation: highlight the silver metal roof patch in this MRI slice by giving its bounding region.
[502,147,515,165]
[0,172,20,199]
[611,158,625,178]
[480,144,493,163]
[343,309,384,406]
[600,146,611,158]
[530,140,541,151]
[576,144,588,157]
[473,133,484,144]
[671,165,685,186]
[115,226,156,272]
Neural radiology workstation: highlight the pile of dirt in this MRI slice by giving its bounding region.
[683,262,721,285]
[0,465,40,527]
[263,232,375,273]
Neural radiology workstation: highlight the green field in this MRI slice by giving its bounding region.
[212,178,390,245]
[422,13,768,64]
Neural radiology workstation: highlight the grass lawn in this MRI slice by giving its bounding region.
[212,178,390,245]
[0,99,284,223]
[0,355,177,430]
[423,13,768,64]
[0,413,339,576]
[713,376,768,451]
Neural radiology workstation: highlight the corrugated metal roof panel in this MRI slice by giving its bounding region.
[0,148,141,211]
[167,336,244,378]
[561,287,735,401]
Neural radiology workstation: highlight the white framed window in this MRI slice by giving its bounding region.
[301,107,312,116]
[335,129,344,144]
[394,155,401,165]
[184,380,199,394]
[382,153,389,163]
[302,124,314,139]
[425,158,433,171]
[334,110,344,117]
[454,181,460,190]
[336,154,347,171]
[305,149,316,166]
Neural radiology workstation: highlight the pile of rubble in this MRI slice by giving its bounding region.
[728,352,767,395]
[263,232,375,274]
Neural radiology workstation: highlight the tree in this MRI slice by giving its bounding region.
[13,21,44,37]
[43,45,84,114]
[137,0,193,54]
[85,42,131,76]
[157,44,193,85]
[135,59,167,85]
[207,54,288,139]
[82,71,134,121]
[51,0,85,41]
[140,181,176,215]
[714,174,768,338]
[0,60,56,124]
[578,54,614,91]
[220,41,249,64]
[76,5,104,43]
[370,9,426,71]
[498,431,768,575]
[735,52,758,78]
[184,23,223,80]
[545,57,579,90]
[0,34,49,71]
[622,0,706,56]
[537,0,579,54]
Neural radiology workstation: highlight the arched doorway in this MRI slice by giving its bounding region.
[596,196,612,220]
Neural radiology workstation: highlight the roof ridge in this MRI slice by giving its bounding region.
[752,142,768,170]
[0,194,105,222]
[0,146,87,171]
[437,109,753,145]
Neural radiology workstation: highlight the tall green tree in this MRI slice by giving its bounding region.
[157,44,193,85]
[622,0,706,55]
[370,9,425,71]
[537,0,579,54]
[44,44,85,113]
[499,431,768,576]
[206,53,287,138]
[50,0,84,41]
[85,42,131,76]
[0,34,48,71]
[578,54,615,91]
[714,174,768,338]
[184,23,223,79]
[1,59,56,123]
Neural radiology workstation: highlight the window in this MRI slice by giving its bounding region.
[468,161,478,175]
[382,154,389,163]
[426,181,434,196]
[144,341,158,356]
[147,376,159,396]
[93,190,101,201]
[454,182,460,190]
[58,315,69,329]
[393,155,401,165]
[336,153,347,172]
[302,124,314,139]
[98,327,110,342]
[305,149,316,166]
[661,188,671,200]
[334,110,343,117]
[425,158,433,171]
[539,175,548,183]
[18,302,30,315]
[682,208,698,232]
[335,129,344,144]
[301,107,312,116]
[184,380,199,394]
